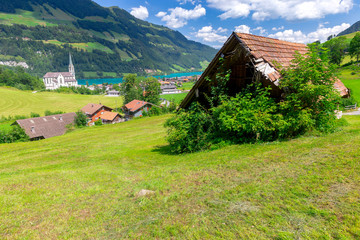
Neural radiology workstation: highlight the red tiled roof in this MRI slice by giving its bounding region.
[81,103,113,116]
[100,111,121,121]
[124,100,151,113]
[235,33,308,68]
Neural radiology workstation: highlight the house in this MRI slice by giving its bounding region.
[122,100,153,118]
[81,103,113,125]
[107,90,120,96]
[100,111,123,124]
[43,53,78,90]
[179,32,349,109]
[161,83,182,94]
[13,112,76,140]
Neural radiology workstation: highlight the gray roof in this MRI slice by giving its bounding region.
[43,72,76,82]
[15,112,76,139]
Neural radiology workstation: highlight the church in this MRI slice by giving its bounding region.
[43,53,78,90]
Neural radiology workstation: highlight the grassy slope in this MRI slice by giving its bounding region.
[0,87,122,117]
[0,114,359,239]
[160,92,188,104]
[338,69,360,103]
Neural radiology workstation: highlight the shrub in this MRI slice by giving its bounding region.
[165,102,214,153]
[44,110,65,116]
[0,125,29,144]
[30,112,40,118]
[165,47,342,153]
[74,111,88,127]
[94,119,102,126]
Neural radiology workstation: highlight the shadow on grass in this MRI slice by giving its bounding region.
[151,144,179,156]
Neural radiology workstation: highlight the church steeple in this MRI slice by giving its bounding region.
[69,53,75,77]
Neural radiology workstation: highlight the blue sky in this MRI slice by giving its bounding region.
[94,0,359,48]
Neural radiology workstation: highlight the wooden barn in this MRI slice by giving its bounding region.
[180,32,349,109]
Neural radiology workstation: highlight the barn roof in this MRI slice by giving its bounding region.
[179,32,349,109]
[15,112,76,139]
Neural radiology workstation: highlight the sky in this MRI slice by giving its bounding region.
[93,0,360,48]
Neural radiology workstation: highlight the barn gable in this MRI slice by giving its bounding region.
[180,32,349,109]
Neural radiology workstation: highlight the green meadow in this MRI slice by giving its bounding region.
[0,70,360,238]
[0,87,122,117]
[160,92,188,103]
[0,113,360,238]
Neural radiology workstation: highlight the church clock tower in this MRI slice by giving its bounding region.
[69,53,75,77]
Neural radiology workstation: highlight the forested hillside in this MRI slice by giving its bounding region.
[0,0,216,78]
[337,20,360,37]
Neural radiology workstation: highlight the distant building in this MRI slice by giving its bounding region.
[107,90,120,96]
[160,82,182,94]
[122,100,153,118]
[13,112,76,140]
[43,53,78,90]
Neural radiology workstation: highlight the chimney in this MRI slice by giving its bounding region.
[31,126,35,133]
[59,116,63,121]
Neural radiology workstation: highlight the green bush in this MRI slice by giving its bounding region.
[165,102,214,153]
[94,119,102,126]
[44,110,65,116]
[30,112,40,118]
[165,47,342,153]
[0,125,29,144]
[74,111,88,127]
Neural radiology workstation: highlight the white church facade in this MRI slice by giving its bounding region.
[43,53,79,90]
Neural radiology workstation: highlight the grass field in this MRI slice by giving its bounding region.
[0,113,360,238]
[83,71,118,78]
[338,67,360,103]
[43,40,113,54]
[0,10,56,27]
[0,87,122,117]
[160,92,188,103]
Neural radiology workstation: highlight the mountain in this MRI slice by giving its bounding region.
[0,0,217,78]
[337,20,360,37]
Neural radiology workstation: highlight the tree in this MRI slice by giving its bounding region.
[323,36,348,65]
[74,111,88,127]
[120,74,142,104]
[279,44,340,132]
[349,32,360,62]
[142,77,161,104]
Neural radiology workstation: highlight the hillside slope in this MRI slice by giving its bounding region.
[0,87,122,117]
[338,20,360,36]
[0,0,216,77]
[0,114,359,238]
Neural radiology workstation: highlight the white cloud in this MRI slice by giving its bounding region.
[206,0,353,21]
[234,25,267,35]
[253,26,267,35]
[268,23,351,43]
[272,26,284,31]
[195,26,229,43]
[156,4,206,28]
[178,0,197,4]
[235,25,250,33]
[130,6,149,20]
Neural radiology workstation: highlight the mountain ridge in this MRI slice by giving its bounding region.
[337,20,360,37]
[0,0,216,78]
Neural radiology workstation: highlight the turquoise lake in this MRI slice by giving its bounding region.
[77,71,203,85]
